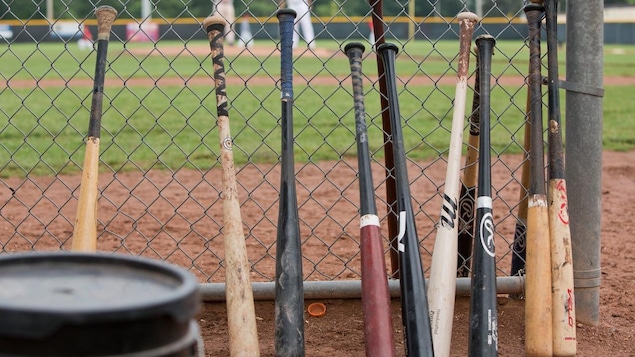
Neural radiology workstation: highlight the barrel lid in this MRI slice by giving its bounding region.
[0,252,200,339]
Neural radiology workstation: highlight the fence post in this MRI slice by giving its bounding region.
[565,0,604,327]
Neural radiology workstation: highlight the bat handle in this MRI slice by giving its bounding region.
[277,9,296,100]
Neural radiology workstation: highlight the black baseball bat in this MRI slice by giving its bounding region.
[377,42,434,357]
[468,34,498,357]
[344,42,396,357]
[274,8,305,357]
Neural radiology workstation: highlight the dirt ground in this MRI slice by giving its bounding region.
[194,150,635,357]
[0,151,635,357]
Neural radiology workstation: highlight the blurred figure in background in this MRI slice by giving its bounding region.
[213,0,236,45]
[279,0,316,49]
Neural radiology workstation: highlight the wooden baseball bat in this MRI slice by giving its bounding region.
[468,34,498,357]
[368,0,399,277]
[457,44,481,278]
[377,42,434,357]
[524,4,554,356]
[544,0,577,354]
[344,42,396,357]
[509,89,531,281]
[203,16,260,357]
[274,9,305,357]
[71,5,117,252]
[427,11,479,357]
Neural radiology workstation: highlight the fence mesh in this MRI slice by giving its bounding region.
[1,0,535,284]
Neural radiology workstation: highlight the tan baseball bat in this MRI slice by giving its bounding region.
[71,6,117,252]
[524,4,553,356]
[203,16,260,357]
[544,0,576,354]
[427,11,479,357]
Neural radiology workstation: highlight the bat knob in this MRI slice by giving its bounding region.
[276,8,297,20]
[344,42,365,55]
[377,43,399,55]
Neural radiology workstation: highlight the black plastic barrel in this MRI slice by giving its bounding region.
[0,252,202,356]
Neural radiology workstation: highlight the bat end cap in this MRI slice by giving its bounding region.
[276,8,297,19]
[203,16,225,31]
[95,5,117,18]
[344,42,365,54]
[457,11,479,22]
[377,42,399,55]
[475,34,497,47]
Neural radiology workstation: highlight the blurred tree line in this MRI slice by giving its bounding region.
[2,0,634,20]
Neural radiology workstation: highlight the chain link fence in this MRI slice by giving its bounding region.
[1,0,539,286]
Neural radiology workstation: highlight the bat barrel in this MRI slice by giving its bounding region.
[377,42,434,357]
[0,252,202,356]
[274,9,305,357]
[468,34,498,357]
[345,42,396,357]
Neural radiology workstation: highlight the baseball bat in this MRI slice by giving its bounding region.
[274,9,305,357]
[377,42,434,357]
[544,0,577,354]
[457,44,481,278]
[71,5,117,252]
[468,34,498,357]
[368,0,399,277]
[344,42,396,357]
[203,16,261,357]
[524,4,554,356]
[509,90,531,280]
[427,11,479,357]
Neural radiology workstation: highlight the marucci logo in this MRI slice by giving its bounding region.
[440,194,458,229]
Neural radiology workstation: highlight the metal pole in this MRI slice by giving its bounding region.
[198,277,525,301]
[46,0,53,21]
[141,0,152,20]
[565,0,603,327]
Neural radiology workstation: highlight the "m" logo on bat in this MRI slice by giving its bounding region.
[440,194,458,229]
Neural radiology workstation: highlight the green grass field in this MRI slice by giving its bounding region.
[1,40,633,178]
